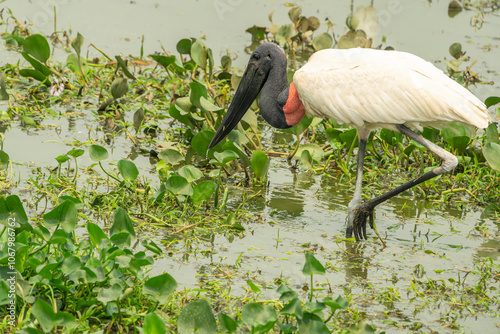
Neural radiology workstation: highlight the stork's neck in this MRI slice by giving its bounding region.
[259,58,305,129]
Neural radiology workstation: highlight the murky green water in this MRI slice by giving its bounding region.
[2,0,499,332]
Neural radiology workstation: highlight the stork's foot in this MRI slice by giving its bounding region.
[347,203,375,241]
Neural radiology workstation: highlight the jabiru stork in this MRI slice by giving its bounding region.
[208,43,491,241]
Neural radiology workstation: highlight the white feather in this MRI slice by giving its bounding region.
[293,48,491,131]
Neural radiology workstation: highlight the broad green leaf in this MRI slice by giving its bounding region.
[485,123,499,144]
[178,300,217,334]
[159,149,184,165]
[87,222,110,248]
[0,195,29,227]
[144,313,166,334]
[97,284,123,304]
[143,273,178,304]
[43,200,77,233]
[23,34,50,63]
[322,295,349,312]
[0,150,10,170]
[133,107,145,132]
[31,299,76,333]
[178,165,203,182]
[66,54,89,76]
[19,69,48,84]
[296,144,324,162]
[280,297,303,319]
[115,55,137,80]
[200,96,223,112]
[297,312,330,334]
[89,145,109,161]
[22,52,52,76]
[449,42,462,59]
[192,130,215,157]
[150,54,176,69]
[312,32,333,50]
[166,175,193,196]
[218,313,238,333]
[141,240,163,255]
[220,55,232,71]
[339,128,358,148]
[110,207,136,240]
[191,39,209,69]
[241,303,278,328]
[485,96,500,108]
[191,181,217,205]
[55,155,70,164]
[484,142,500,172]
[61,256,82,275]
[110,77,128,99]
[176,38,192,54]
[276,24,293,44]
[302,252,325,276]
[222,141,250,168]
[214,150,239,165]
[71,32,84,56]
[189,80,208,109]
[380,129,402,146]
[247,280,261,293]
[250,150,270,181]
[67,149,84,158]
[117,159,139,182]
[0,73,9,100]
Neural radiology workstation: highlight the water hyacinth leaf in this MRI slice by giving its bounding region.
[87,222,110,248]
[283,114,313,135]
[133,107,145,132]
[97,283,123,304]
[67,149,84,158]
[191,181,217,205]
[250,150,270,181]
[222,141,250,168]
[200,96,223,112]
[110,77,128,99]
[43,200,77,233]
[280,297,303,319]
[322,295,349,312]
[89,144,109,161]
[71,32,84,56]
[189,80,208,108]
[483,142,500,172]
[288,6,302,23]
[300,149,313,168]
[110,207,136,240]
[485,123,499,144]
[159,149,184,165]
[339,128,358,148]
[175,96,193,113]
[422,127,440,142]
[191,39,208,69]
[143,273,178,304]
[178,165,203,182]
[31,298,76,333]
[166,175,193,196]
[0,73,8,100]
[0,195,29,227]
[276,24,293,44]
[221,55,231,71]
[143,313,166,334]
[449,42,462,59]
[246,25,267,42]
[485,96,500,108]
[214,150,239,165]
[117,159,139,182]
[150,54,176,69]
[115,55,136,80]
[0,150,10,170]
[241,109,259,132]
[169,104,194,128]
[297,312,330,334]
[380,128,403,146]
[178,300,217,334]
[66,54,89,76]
[302,252,325,276]
[312,32,333,51]
[242,303,278,328]
[192,130,215,156]
[61,256,82,275]
[19,69,48,84]
[142,239,162,255]
[23,34,50,63]
[176,38,192,54]
[22,52,52,76]
[296,144,324,162]
[218,313,238,333]
[55,155,70,164]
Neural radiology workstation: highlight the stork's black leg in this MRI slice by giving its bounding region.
[351,124,458,240]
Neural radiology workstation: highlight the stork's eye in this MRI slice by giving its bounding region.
[252,53,261,61]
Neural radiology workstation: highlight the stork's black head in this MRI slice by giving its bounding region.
[208,43,289,150]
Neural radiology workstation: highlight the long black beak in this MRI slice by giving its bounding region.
[208,60,267,150]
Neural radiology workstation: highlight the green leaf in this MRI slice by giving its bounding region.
[71,32,84,56]
[87,222,110,248]
[283,115,313,135]
[61,256,82,275]
[178,165,203,182]
[221,55,232,71]
[296,144,324,162]
[280,297,303,319]
[0,150,10,170]
[143,273,178,304]
[19,69,48,84]
[0,73,9,100]
[110,77,128,99]
[250,150,270,181]
[485,96,500,108]
[23,34,50,63]
[192,130,215,157]
[150,54,177,69]
[191,181,217,205]
[449,42,462,59]
[176,38,192,54]
[55,155,70,164]
[322,295,349,312]
[485,123,499,144]
[178,300,217,334]
[133,107,145,132]
[97,284,123,304]
[483,142,500,172]
[339,128,358,148]
[297,312,330,334]
[66,54,89,76]
[31,299,76,333]
[276,24,293,44]
[247,280,261,293]
[117,159,139,182]
[302,252,325,276]
[110,207,136,241]
[191,39,209,69]
[89,145,109,162]
[115,55,137,80]
[43,200,77,233]
[143,313,166,334]
[0,195,29,227]
[214,150,239,165]
[67,149,84,158]
[312,32,333,51]
[189,80,208,109]
[22,52,52,76]
[142,240,163,255]
[218,313,238,333]
[242,303,278,328]
[159,149,184,165]
[166,175,193,196]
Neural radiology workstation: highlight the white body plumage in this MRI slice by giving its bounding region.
[293,48,490,132]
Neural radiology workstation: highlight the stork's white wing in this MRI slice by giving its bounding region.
[293,48,490,130]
